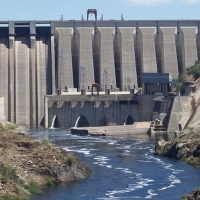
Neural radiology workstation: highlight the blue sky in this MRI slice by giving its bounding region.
[1,0,200,21]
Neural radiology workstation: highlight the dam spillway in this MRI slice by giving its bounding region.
[0,20,200,126]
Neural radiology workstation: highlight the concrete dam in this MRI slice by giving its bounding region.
[0,20,200,127]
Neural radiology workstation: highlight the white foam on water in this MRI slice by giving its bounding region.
[93,156,110,166]
[94,156,110,161]
[124,145,131,149]
[144,189,158,199]
[137,147,151,150]
[63,147,92,156]
[115,167,124,170]
[158,185,174,191]
[124,170,133,174]
[168,175,181,185]
[163,164,173,169]
[97,196,142,200]
[158,174,181,191]
[108,142,116,145]
[137,160,153,163]
[114,167,133,174]
[105,177,154,199]
[116,146,125,150]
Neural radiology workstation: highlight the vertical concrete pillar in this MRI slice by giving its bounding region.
[157,27,179,80]
[56,27,74,91]
[115,27,137,91]
[181,27,198,70]
[96,27,116,91]
[8,21,15,123]
[137,27,157,73]
[36,37,48,125]
[0,27,9,121]
[44,96,49,128]
[15,36,30,125]
[51,22,56,94]
[76,27,95,90]
[29,21,36,126]
[135,27,157,86]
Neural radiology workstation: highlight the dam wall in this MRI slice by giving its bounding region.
[0,20,200,126]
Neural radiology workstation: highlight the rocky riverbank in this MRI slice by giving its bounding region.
[0,123,92,199]
[154,128,200,199]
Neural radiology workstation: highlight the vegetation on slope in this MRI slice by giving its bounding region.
[0,123,92,200]
[176,60,200,93]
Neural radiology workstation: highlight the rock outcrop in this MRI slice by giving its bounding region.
[154,128,200,199]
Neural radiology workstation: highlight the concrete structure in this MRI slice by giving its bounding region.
[0,97,5,121]
[136,27,157,74]
[179,27,198,72]
[114,27,137,90]
[141,73,172,95]
[45,94,155,128]
[157,27,178,79]
[0,20,200,127]
[164,87,200,132]
[76,27,95,90]
[95,27,116,91]
[55,28,74,90]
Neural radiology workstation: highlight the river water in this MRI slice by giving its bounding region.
[28,129,200,200]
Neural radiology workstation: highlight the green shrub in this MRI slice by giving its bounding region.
[46,178,53,188]
[24,180,42,194]
[41,136,52,147]
[0,163,16,181]
[189,127,195,134]
[186,60,200,79]
[176,73,187,93]
[64,156,74,166]
[0,195,29,200]
[17,132,25,136]
[2,134,8,140]
[4,123,18,130]
[34,140,41,146]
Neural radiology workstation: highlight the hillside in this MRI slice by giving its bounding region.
[0,123,92,200]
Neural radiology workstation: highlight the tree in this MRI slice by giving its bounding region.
[176,73,186,93]
[186,60,200,79]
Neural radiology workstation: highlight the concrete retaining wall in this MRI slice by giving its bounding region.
[167,87,200,132]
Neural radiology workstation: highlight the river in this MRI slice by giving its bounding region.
[28,129,200,200]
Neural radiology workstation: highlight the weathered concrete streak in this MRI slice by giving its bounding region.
[15,37,30,125]
[76,27,95,90]
[56,28,74,90]
[51,35,56,94]
[138,27,157,73]
[117,27,137,90]
[36,37,48,125]
[97,27,116,91]
[158,27,179,79]
[0,37,8,120]
[181,27,198,69]
[0,97,5,121]
[8,34,15,123]
[29,35,36,125]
